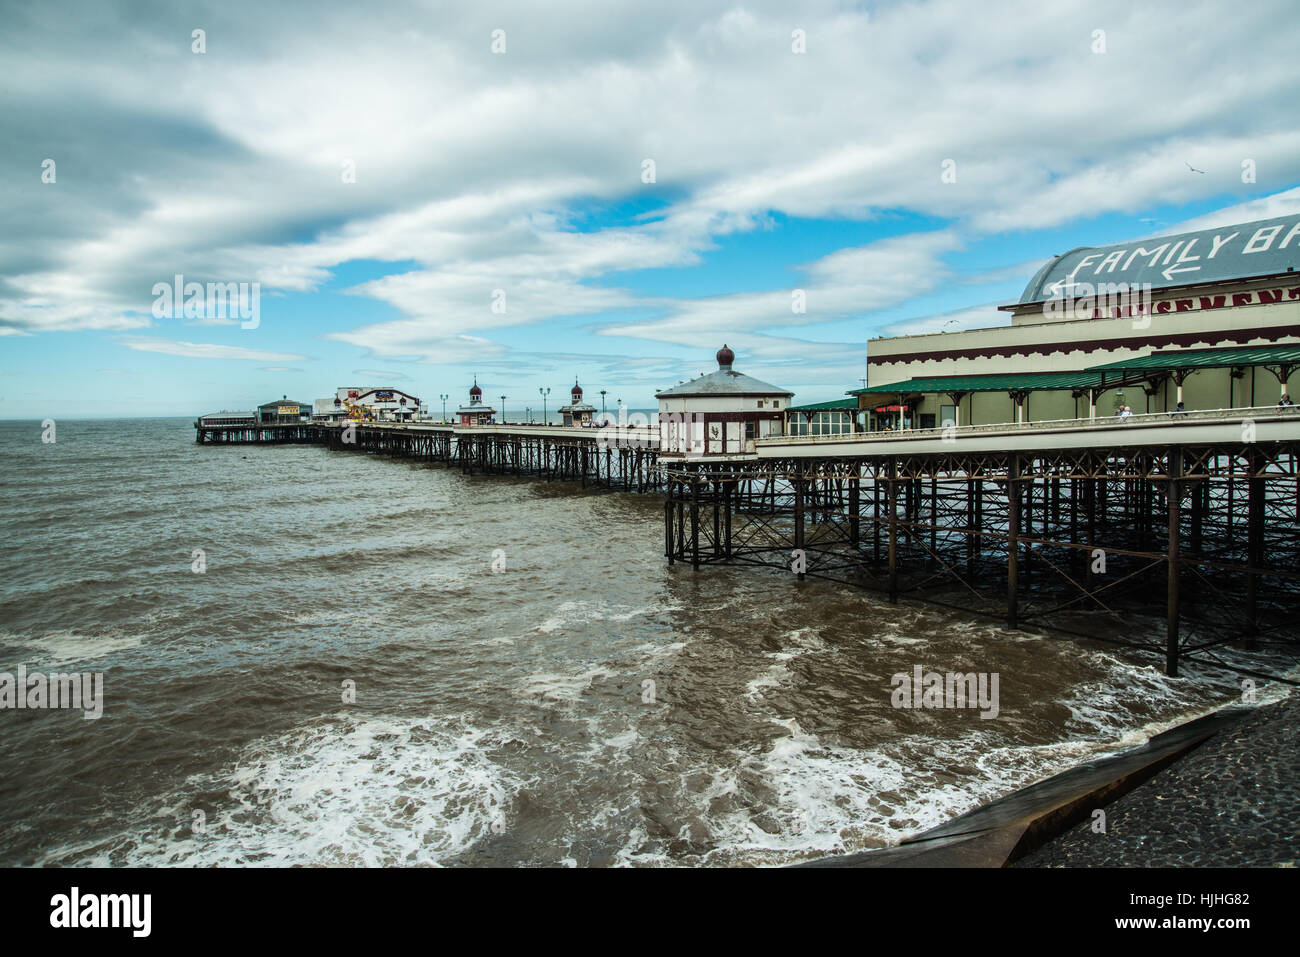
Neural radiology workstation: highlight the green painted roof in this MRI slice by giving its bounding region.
[1087,344,1300,372]
[786,398,859,411]
[848,372,1106,395]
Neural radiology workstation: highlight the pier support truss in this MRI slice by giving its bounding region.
[450,432,662,492]
[663,441,1300,675]
[195,424,323,445]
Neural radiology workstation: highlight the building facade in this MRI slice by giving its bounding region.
[257,397,312,424]
[330,386,426,422]
[786,398,860,436]
[198,411,256,427]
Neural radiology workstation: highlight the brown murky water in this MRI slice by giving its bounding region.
[0,419,1267,866]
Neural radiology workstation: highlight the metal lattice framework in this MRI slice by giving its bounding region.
[664,440,1300,675]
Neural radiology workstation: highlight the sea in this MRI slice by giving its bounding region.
[0,417,1286,866]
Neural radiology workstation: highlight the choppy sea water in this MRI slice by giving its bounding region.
[0,417,1278,866]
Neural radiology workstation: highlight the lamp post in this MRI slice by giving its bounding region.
[600,390,607,413]
[440,393,448,423]
[525,406,532,424]
[539,386,550,425]
[500,395,506,425]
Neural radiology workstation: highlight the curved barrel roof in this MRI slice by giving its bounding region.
[1019,213,1300,304]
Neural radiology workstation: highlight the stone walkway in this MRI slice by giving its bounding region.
[1017,695,1300,867]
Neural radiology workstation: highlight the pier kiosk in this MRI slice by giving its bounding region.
[558,380,597,426]
[456,380,496,425]
[656,345,793,456]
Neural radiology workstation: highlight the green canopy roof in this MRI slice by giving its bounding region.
[1086,344,1300,372]
[787,397,859,411]
[841,344,1300,399]
[848,371,1106,396]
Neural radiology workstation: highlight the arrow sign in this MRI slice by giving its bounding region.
[1045,279,1091,296]
[1161,264,1201,282]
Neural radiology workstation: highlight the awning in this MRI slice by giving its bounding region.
[787,398,859,412]
[1086,343,1300,372]
[849,371,1106,395]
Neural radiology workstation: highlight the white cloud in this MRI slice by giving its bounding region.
[4,0,1300,387]
[118,338,308,362]
[352,369,412,381]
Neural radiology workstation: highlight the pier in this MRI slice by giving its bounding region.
[663,407,1300,676]
[195,420,663,492]
[195,403,1300,670]
[195,406,1300,676]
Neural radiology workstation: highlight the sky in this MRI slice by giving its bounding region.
[4,0,1300,418]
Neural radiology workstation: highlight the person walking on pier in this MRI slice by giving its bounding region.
[1171,401,1188,416]
[1279,392,1294,409]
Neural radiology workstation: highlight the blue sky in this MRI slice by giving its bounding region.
[4,0,1300,418]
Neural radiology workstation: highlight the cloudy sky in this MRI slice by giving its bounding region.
[4,0,1300,418]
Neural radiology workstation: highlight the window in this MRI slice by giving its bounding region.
[745,421,755,439]
[772,400,780,409]
[757,399,765,408]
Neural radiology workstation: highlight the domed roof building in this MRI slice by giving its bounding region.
[655,345,793,456]
[455,378,496,425]
[558,378,598,426]
[853,211,1300,430]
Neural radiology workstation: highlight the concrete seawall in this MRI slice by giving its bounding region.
[798,700,1293,867]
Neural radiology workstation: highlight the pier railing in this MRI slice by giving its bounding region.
[761,404,1299,449]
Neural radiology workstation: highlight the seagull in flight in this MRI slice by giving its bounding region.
[1185,162,1206,174]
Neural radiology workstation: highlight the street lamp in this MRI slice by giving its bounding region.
[440,393,449,423]
[539,386,550,424]
[525,406,532,423]
[600,389,606,413]
[500,395,506,424]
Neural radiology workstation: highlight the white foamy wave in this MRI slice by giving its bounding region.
[534,599,676,635]
[632,640,687,659]
[69,715,524,867]
[639,706,1192,866]
[744,628,825,701]
[518,666,615,703]
[3,630,142,665]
